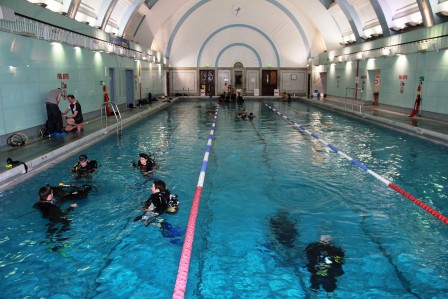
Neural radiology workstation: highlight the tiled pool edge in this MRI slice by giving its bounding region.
[300,98,448,146]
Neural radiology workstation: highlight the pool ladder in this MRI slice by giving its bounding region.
[101,101,122,134]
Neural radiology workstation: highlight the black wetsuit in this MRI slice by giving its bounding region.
[143,190,170,214]
[33,200,75,223]
[305,241,345,293]
[51,185,92,200]
[132,160,156,174]
[134,190,170,224]
[33,200,76,251]
[72,160,98,178]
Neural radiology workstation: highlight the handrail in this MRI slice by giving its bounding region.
[100,101,122,134]
[345,87,364,112]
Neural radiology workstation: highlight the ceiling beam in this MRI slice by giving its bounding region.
[369,0,394,37]
[118,0,144,36]
[416,0,435,27]
[98,0,119,30]
[67,0,81,19]
[335,0,362,42]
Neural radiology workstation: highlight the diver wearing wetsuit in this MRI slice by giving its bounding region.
[131,153,157,175]
[305,235,345,296]
[34,186,78,252]
[72,154,98,179]
[134,179,172,226]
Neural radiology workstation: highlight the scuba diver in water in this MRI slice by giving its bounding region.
[262,210,302,267]
[248,113,255,121]
[269,211,299,250]
[131,153,157,176]
[33,185,78,253]
[237,108,248,119]
[71,154,98,179]
[305,235,345,298]
[133,179,179,226]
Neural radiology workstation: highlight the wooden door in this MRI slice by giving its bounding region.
[261,70,277,96]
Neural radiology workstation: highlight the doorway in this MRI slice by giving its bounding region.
[199,70,215,96]
[372,69,380,106]
[261,70,277,96]
[166,71,170,96]
[307,73,311,98]
[234,70,243,90]
[108,68,115,102]
[320,72,327,97]
[125,70,134,107]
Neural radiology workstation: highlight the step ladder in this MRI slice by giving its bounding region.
[101,102,122,134]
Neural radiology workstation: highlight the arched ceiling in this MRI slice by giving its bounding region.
[26,0,448,67]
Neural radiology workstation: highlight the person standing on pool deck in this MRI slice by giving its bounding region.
[305,235,345,298]
[45,88,64,134]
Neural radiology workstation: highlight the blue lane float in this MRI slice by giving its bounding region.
[264,103,448,225]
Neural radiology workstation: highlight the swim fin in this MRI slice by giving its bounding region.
[133,215,143,222]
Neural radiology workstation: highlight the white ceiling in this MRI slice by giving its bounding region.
[26,0,448,67]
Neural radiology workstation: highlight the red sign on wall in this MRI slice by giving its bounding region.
[57,73,69,79]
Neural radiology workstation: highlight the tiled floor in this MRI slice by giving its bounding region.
[1,96,447,189]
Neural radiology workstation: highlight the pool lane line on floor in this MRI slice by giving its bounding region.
[264,103,448,226]
[173,107,219,299]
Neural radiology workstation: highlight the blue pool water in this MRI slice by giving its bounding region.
[0,99,447,298]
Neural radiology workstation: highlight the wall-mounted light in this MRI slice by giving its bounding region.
[418,40,428,52]
[381,48,391,57]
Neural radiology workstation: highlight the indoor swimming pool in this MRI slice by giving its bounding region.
[0,99,447,298]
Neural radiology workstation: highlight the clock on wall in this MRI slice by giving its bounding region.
[231,2,246,18]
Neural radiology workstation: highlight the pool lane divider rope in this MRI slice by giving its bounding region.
[173,107,219,299]
[264,103,448,225]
